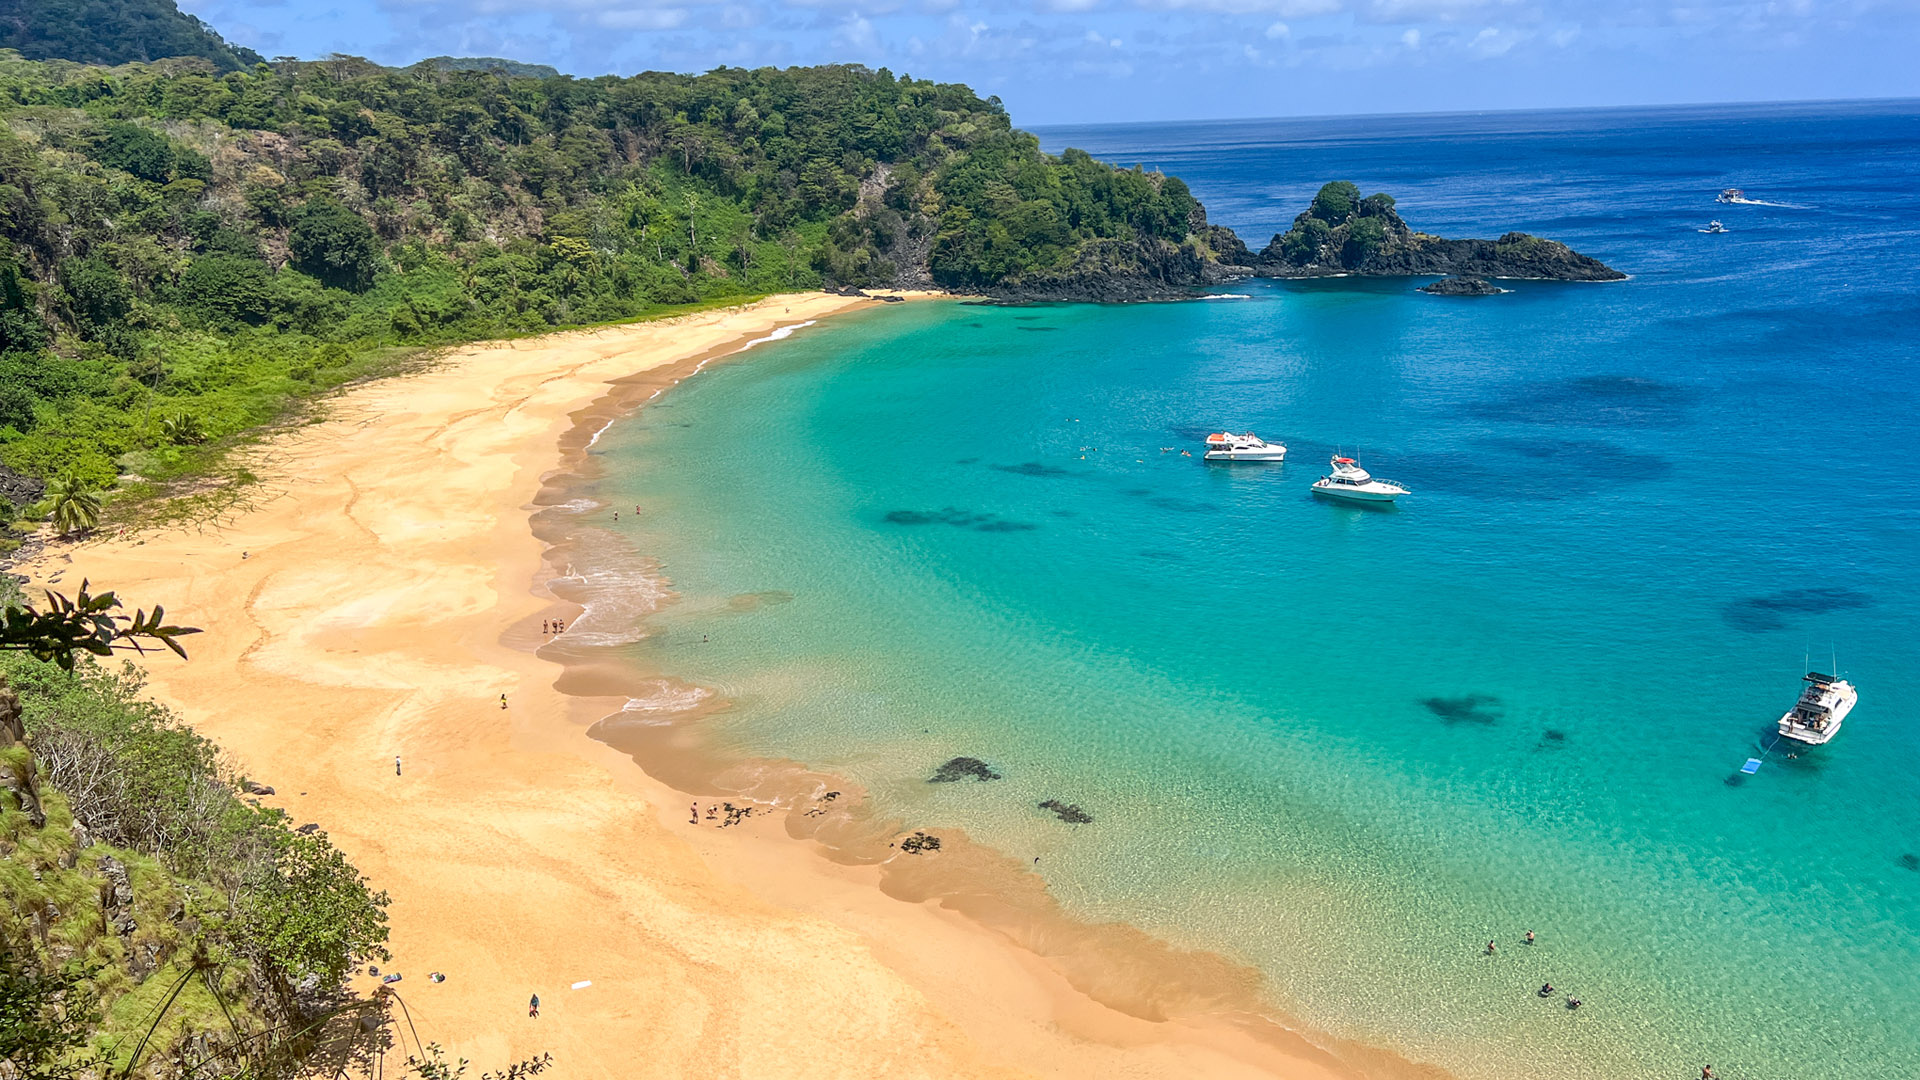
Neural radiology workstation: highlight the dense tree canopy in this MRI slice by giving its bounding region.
[0,54,1209,492]
[0,0,263,71]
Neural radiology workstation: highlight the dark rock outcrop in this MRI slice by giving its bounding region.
[929,757,1001,783]
[0,465,42,509]
[899,831,942,853]
[1039,799,1093,824]
[1254,182,1623,282]
[1420,275,1506,296]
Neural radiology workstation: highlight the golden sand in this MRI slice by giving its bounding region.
[26,294,1383,1079]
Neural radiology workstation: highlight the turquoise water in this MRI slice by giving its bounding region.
[584,103,1920,1078]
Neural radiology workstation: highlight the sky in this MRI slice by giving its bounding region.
[178,0,1920,125]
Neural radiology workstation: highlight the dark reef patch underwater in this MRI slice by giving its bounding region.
[1721,587,1872,632]
[1422,694,1505,724]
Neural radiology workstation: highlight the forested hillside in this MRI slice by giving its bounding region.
[0,0,263,71]
[0,54,1230,508]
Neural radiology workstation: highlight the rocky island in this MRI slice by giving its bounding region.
[1247,181,1624,283]
[1420,275,1507,296]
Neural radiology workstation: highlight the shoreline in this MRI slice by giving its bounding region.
[24,292,1431,1079]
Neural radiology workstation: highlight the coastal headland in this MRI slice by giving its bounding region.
[22,294,1437,1080]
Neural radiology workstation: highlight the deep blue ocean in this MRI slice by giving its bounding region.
[581,101,1920,1078]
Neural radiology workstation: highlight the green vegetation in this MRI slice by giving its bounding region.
[1308,180,1361,223]
[1275,181,1401,268]
[0,0,263,72]
[1,655,389,1077]
[0,52,1211,514]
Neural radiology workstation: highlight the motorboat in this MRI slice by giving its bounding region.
[1311,456,1408,502]
[1204,431,1286,462]
[1703,220,1727,234]
[1777,671,1856,746]
[1716,188,1749,204]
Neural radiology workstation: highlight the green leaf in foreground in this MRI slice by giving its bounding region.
[0,580,201,670]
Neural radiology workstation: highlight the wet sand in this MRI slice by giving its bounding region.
[25,293,1433,1079]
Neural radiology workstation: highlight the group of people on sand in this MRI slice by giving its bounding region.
[541,618,567,635]
[689,801,754,828]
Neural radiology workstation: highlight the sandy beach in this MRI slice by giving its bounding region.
[24,293,1388,1080]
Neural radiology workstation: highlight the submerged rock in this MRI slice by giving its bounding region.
[929,757,1002,783]
[1420,275,1506,296]
[899,831,942,854]
[1039,799,1093,825]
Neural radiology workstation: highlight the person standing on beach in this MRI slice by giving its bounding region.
[500,693,508,710]
[395,756,402,777]
[690,802,699,824]
[529,994,539,1019]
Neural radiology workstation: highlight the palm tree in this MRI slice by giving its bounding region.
[45,477,101,537]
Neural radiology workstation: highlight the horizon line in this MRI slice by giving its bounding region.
[1026,93,1920,131]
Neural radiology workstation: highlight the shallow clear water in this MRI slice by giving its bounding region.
[589,102,1920,1078]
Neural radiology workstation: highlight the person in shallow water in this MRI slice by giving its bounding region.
[1539,983,1554,997]
[1525,930,1535,945]
[1486,941,1496,955]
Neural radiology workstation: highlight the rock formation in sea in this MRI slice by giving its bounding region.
[1252,182,1624,282]
[929,756,1003,782]
[1420,275,1507,296]
[1039,799,1094,824]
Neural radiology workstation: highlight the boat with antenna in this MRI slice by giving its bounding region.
[1777,653,1857,746]
[1311,455,1409,503]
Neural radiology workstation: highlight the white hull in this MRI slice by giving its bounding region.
[1778,683,1856,745]
[1311,482,1401,502]
[1205,448,1286,462]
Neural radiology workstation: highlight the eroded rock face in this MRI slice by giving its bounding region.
[929,757,1002,783]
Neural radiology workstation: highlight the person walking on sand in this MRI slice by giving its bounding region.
[690,802,699,824]
[500,694,509,710]
[395,756,402,777]
[529,994,539,1019]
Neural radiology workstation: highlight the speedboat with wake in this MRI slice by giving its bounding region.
[1204,431,1286,462]
[1777,671,1857,745]
[1311,456,1408,503]
[1716,188,1754,205]
[1702,220,1727,234]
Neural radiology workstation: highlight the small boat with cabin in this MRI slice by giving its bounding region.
[1204,431,1287,462]
[1717,188,1748,204]
[1777,671,1857,746]
[1311,456,1409,503]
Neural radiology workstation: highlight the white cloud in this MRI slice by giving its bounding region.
[1467,24,1525,55]
[1401,26,1419,46]
[1265,20,1290,37]
[596,7,686,28]
[833,12,878,51]
[1139,0,1341,14]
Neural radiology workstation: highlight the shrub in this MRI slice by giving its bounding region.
[288,197,383,292]
[1310,181,1362,223]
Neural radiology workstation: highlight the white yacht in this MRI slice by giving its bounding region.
[1777,671,1857,746]
[1717,188,1749,204]
[1204,431,1287,462]
[1311,456,1409,503]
